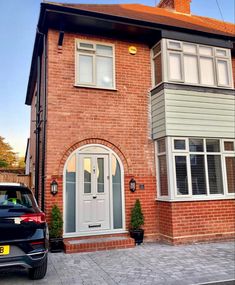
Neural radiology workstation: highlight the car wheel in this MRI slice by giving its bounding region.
[28,255,48,280]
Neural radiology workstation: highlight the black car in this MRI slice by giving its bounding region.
[0,183,48,280]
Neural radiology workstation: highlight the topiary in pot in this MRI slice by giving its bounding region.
[129,199,144,245]
[49,205,63,252]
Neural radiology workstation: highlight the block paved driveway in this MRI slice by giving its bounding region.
[0,241,234,285]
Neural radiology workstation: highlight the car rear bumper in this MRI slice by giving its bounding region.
[0,250,48,269]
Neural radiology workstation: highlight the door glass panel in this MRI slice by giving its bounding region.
[65,154,76,233]
[190,155,206,195]
[207,155,223,194]
[97,158,104,193]
[84,158,91,194]
[226,157,235,193]
[112,155,122,229]
[175,156,188,195]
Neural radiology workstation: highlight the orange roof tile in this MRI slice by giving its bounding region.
[47,2,235,37]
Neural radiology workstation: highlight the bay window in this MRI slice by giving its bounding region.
[76,40,115,89]
[157,138,235,200]
[152,39,233,88]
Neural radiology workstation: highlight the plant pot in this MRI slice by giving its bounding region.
[49,237,64,252]
[130,229,144,245]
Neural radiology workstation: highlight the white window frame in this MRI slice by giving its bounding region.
[156,137,235,201]
[154,39,234,89]
[75,39,116,90]
[151,40,163,87]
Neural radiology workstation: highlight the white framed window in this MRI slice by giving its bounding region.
[152,41,163,86]
[75,40,115,89]
[156,137,235,201]
[152,39,233,89]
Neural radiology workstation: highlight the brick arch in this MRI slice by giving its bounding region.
[58,138,130,175]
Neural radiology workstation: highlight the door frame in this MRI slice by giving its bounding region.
[63,144,126,238]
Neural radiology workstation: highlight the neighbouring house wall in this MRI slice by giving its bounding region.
[29,90,36,192]
[44,29,158,240]
[158,200,235,244]
[152,88,235,139]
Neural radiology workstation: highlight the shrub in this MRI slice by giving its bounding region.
[130,199,144,230]
[49,205,63,238]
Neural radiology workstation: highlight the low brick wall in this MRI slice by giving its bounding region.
[158,200,235,244]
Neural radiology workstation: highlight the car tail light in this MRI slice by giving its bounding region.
[20,213,45,224]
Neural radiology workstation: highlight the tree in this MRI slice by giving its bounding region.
[0,136,17,168]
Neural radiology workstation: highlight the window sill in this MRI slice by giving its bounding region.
[74,84,117,92]
[155,195,235,202]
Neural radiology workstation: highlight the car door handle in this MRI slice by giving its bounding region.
[93,195,97,199]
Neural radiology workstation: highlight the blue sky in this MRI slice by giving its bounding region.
[0,0,234,156]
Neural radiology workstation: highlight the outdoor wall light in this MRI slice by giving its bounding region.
[129,178,136,192]
[50,180,58,196]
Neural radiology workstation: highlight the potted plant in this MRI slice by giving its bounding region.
[49,205,63,252]
[129,199,144,245]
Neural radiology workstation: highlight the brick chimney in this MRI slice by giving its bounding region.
[157,0,191,14]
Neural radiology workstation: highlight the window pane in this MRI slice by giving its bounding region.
[168,41,181,50]
[189,138,204,152]
[226,157,235,193]
[174,139,185,150]
[112,155,122,229]
[79,42,94,49]
[190,155,207,195]
[84,158,91,194]
[158,138,165,153]
[217,59,229,86]
[183,43,197,53]
[224,142,234,151]
[96,44,113,56]
[175,156,188,195]
[169,53,182,81]
[207,155,223,194]
[184,55,199,84]
[206,139,220,152]
[154,53,162,85]
[65,154,76,233]
[159,155,168,196]
[199,46,213,56]
[216,49,227,57]
[97,158,104,193]
[97,56,113,87]
[200,57,215,85]
[79,55,93,84]
[153,43,161,55]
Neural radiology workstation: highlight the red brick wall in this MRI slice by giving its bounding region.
[158,200,235,244]
[44,30,158,240]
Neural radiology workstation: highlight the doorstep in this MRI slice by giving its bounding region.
[64,234,135,253]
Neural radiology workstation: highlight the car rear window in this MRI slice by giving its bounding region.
[0,187,37,209]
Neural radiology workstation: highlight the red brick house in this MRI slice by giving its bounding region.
[25,0,235,252]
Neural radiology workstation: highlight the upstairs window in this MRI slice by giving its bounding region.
[152,39,233,89]
[76,40,115,89]
[166,40,232,88]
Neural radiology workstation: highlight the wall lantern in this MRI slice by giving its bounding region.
[129,178,136,192]
[50,180,58,196]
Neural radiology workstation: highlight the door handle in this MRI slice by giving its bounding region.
[93,195,97,199]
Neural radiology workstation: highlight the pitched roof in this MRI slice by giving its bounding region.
[46,2,235,38]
